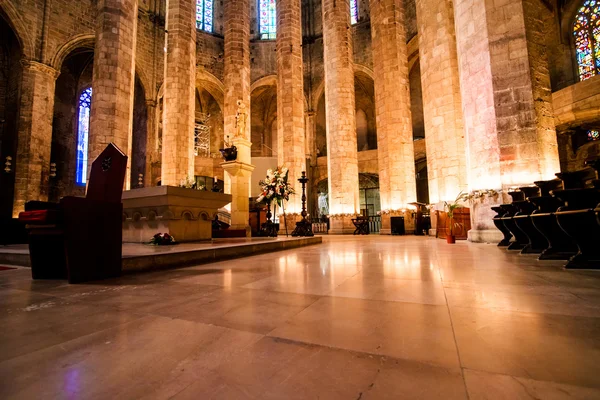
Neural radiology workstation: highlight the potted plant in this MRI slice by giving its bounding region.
[444,192,467,244]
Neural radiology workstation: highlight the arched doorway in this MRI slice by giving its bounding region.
[49,48,94,201]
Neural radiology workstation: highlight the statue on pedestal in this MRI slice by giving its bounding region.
[235,99,247,139]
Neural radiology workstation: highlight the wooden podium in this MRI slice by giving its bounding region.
[19,143,127,283]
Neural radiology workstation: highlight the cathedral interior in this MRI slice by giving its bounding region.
[1,0,600,398]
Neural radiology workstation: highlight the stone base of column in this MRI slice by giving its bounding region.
[380,212,416,235]
[329,216,357,235]
[221,160,255,237]
[468,229,504,244]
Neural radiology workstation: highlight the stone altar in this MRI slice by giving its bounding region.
[122,186,232,243]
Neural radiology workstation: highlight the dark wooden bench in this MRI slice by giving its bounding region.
[19,143,127,283]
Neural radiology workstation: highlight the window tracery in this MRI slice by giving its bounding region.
[196,0,213,32]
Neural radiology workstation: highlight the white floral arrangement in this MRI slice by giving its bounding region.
[256,166,295,206]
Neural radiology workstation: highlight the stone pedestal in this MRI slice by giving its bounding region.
[329,216,356,235]
[122,186,232,243]
[467,195,505,244]
[221,142,254,235]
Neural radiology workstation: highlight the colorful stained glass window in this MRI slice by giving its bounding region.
[259,0,276,40]
[588,130,600,141]
[350,0,358,25]
[196,0,213,32]
[573,0,600,81]
[76,87,92,186]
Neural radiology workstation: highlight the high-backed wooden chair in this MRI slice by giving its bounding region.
[19,143,127,283]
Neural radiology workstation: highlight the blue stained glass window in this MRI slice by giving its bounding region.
[196,0,213,32]
[259,0,276,40]
[76,87,92,186]
[350,0,358,25]
[588,130,600,141]
[573,0,600,81]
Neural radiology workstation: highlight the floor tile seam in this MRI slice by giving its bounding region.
[445,304,600,319]
[321,292,447,307]
[0,312,152,366]
[437,251,471,400]
[263,334,463,372]
[460,366,600,391]
[263,295,324,337]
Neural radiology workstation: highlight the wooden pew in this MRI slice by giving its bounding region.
[513,186,549,254]
[19,143,127,283]
[529,179,578,260]
[553,167,600,269]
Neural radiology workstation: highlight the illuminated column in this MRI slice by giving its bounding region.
[322,0,360,234]
[222,0,254,234]
[416,0,467,204]
[161,0,196,185]
[276,0,306,215]
[370,0,417,235]
[89,0,138,188]
[453,0,560,242]
[12,62,59,216]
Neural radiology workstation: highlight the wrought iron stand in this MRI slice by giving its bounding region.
[292,171,314,237]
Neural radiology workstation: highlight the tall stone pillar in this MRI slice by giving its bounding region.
[322,0,360,234]
[453,0,561,242]
[161,0,196,185]
[276,0,306,214]
[222,0,254,234]
[89,0,138,188]
[416,0,467,204]
[370,0,417,235]
[12,61,60,216]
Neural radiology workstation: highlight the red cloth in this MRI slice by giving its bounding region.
[18,210,60,224]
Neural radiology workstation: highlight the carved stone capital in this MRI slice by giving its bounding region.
[20,60,60,80]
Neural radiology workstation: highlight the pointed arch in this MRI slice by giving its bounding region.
[0,0,35,59]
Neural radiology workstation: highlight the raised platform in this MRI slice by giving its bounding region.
[0,236,322,273]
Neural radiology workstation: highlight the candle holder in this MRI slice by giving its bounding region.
[259,200,278,237]
[292,171,314,237]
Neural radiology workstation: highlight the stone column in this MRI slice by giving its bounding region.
[161,0,196,186]
[89,0,138,188]
[416,0,467,204]
[370,0,417,234]
[222,0,254,234]
[276,0,306,215]
[12,61,59,216]
[453,0,561,242]
[322,0,360,234]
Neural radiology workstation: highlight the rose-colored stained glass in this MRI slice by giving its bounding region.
[574,0,599,81]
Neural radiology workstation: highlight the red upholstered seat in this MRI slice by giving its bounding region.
[18,210,61,224]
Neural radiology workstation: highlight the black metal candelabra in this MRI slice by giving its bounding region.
[259,200,278,237]
[292,171,314,237]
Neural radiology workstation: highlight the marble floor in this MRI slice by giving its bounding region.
[1,236,600,399]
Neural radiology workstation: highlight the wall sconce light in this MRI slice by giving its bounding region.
[50,162,57,178]
[138,173,144,188]
[4,156,12,173]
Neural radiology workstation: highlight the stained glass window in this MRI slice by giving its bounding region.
[196,0,213,32]
[76,87,92,186]
[573,0,600,81]
[350,0,358,25]
[259,0,276,40]
[588,130,600,141]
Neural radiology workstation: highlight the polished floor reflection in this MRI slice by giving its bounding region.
[1,236,600,399]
